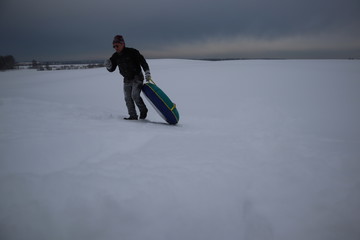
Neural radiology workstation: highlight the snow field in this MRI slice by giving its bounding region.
[1,59,360,240]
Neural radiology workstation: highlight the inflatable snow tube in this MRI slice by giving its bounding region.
[142,82,179,125]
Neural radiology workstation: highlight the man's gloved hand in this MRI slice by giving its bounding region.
[145,70,152,82]
[104,59,112,69]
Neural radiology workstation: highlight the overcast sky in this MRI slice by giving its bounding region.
[1,0,359,61]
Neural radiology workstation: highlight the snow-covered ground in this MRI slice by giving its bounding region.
[1,59,360,240]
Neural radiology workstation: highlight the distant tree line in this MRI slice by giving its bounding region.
[0,55,16,70]
[34,61,105,71]
[1,56,105,71]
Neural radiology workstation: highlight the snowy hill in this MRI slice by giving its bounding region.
[1,59,360,240]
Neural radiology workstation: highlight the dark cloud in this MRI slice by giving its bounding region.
[1,0,359,61]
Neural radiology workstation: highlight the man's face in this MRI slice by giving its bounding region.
[113,43,125,53]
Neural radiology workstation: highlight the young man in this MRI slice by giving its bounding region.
[105,35,151,120]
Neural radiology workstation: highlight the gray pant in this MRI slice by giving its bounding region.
[123,75,147,117]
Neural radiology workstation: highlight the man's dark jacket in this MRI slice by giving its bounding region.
[107,47,149,82]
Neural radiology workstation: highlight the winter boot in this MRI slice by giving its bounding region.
[140,109,148,120]
[124,116,138,120]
